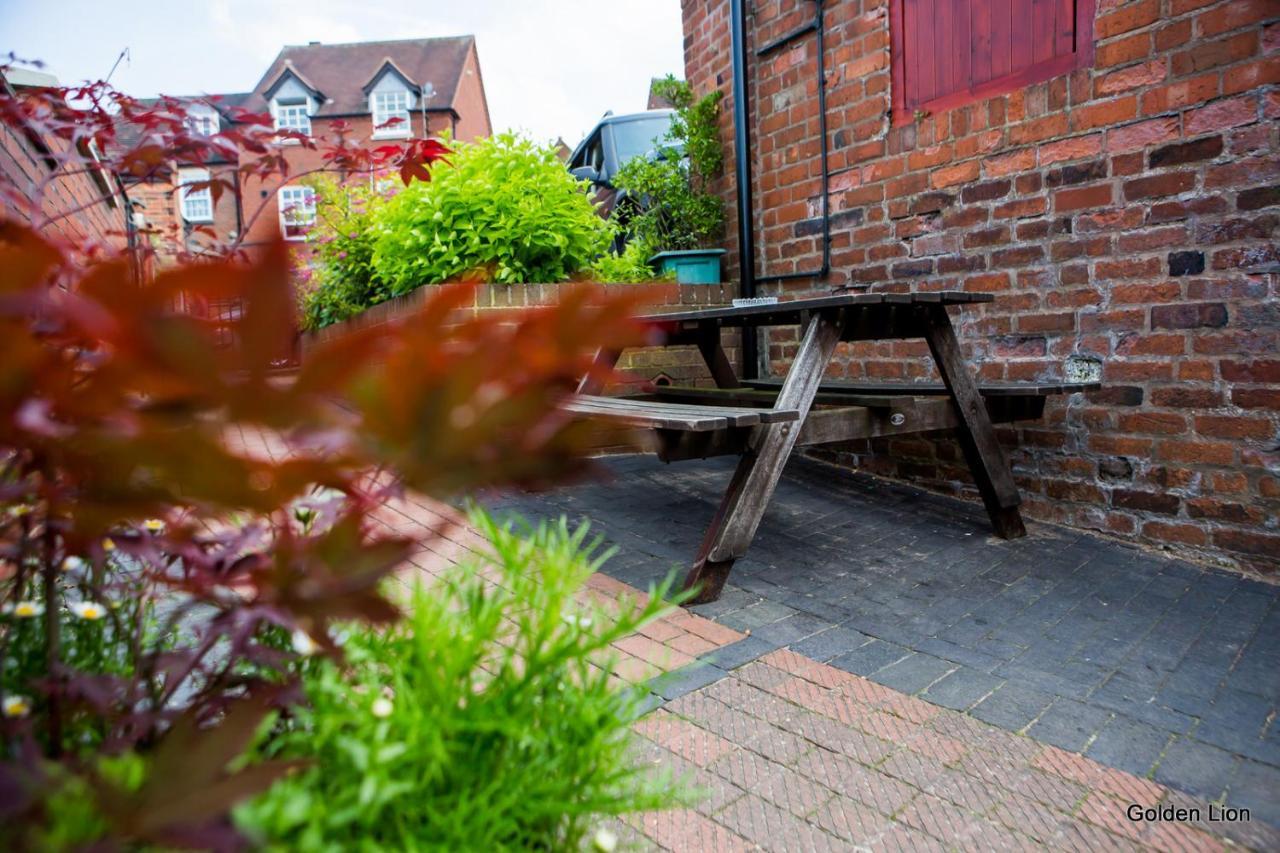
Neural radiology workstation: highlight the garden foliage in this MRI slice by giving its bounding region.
[611,76,725,253]
[0,68,660,848]
[296,175,395,330]
[237,513,687,851]
[372,133,613,290]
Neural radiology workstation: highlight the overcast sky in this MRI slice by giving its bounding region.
[1,0,686,145]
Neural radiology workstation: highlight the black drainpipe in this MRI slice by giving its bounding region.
[729,0,759,377]
[730,0,833,377]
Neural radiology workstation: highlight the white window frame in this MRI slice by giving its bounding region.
[273,98,311,137]
[185,105,220,136]
[278,185,316,241]
[178,168,213,223]
[371,89,412,139]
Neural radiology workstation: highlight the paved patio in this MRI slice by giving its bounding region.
[488,453,1280,848]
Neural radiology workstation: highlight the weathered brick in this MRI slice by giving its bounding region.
[1151,302,1228,329]
[1168,250,1206,276]
[1123,171,1196,200]
[1053,184,1113,212]
[1237,185,1280,211]
[1149,136,1224,169]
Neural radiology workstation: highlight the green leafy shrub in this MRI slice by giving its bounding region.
[588,235,672,284]
[237,512,689,850]
[296,175,395,330]
[612,77,725,253]
[372,134,612,289]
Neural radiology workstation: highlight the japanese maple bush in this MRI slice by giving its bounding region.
[0,65,661,848]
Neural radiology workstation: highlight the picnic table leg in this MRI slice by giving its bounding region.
[576,348,621,395]
[922,305,1027,539]
[696,323,742,389]
[683,311,843,603]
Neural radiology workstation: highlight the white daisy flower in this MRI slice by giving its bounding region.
[69,601,106,621]
[61,556,87,572]
[291,629,318,656]
[370,697,393,718]
[2,695,31,718]
[6,601,44,618]
[593,827,618,852]
[142,519,164,533]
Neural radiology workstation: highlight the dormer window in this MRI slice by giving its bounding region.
[273,98,311,136]
[185,104,220,136]
[371,90,411,138]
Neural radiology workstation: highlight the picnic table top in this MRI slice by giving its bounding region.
[640,290,993,325]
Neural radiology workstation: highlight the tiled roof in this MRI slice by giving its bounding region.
[249,36,474,116]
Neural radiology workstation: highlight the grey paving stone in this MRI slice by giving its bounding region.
[705,635,783,671]
[829,639,911,677]
[1025,698,1113,752]
[719,600,797,632]
[871,652,956,695]
[1227,759,1280,828]
[1154,738,1239,800]
[970,682,1056,731]
[1084,714,1173,778]
[921,666,1005,711]
[748,612,833,647]
[649,662,728,702]
[789,625,872,662]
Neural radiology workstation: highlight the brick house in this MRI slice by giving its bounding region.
[1,67,138,259]
[678,0,1278,574]
[132,36,491,257]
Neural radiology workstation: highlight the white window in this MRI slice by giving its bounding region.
[278,185,316,240]
[371,90,411,138]
[178,168,213,223]
[185,105,219,136]
[274,99,311,136]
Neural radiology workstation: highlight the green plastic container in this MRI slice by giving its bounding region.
[648,249,726,284]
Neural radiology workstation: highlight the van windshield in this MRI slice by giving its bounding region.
[611,116,677,166]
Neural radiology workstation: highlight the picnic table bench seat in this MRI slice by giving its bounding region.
[563,394,799,432]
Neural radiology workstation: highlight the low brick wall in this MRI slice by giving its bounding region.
[299,282,740,390]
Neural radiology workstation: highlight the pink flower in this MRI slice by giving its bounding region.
[337,251,347,259]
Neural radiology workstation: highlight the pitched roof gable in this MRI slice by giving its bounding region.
[250,36,473,117]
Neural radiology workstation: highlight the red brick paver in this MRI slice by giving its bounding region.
[619,646,1278,851]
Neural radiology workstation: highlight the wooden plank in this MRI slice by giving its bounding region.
[1011,0,1035,73]
[796,399,960,445]
[563,398,732,432]
[640,291,990,326]
[683,309,845,603]
[576,348,620,395]
[956,0,972,98]
[1055,0,1076,56]
[1032,0,1056,64]
[697,323,741,389]
[992,0,1013,79]
[937,0,954,100]
[743,378,1102,397]
[973,0,994,86]
[921,305,1026,539]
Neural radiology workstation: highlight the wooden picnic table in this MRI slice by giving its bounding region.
[565,292,1098,603]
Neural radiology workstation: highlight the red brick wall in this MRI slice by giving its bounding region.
[1,117,130,253]
[681,0,1279,575]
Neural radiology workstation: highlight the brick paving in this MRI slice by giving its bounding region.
[228,427,1275,848]
[619,649,1276,851]
[487,453,1280,833]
